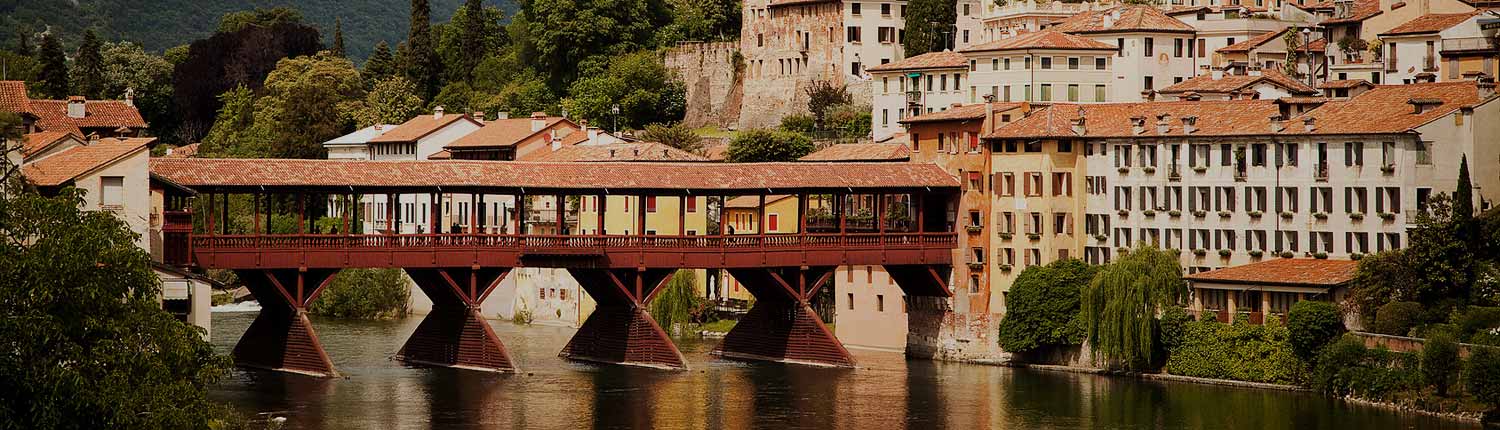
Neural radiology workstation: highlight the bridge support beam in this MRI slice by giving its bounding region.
[398,267,517,372]
[233,269,341,377]
[715,267,852,368]
[562,268,687,370]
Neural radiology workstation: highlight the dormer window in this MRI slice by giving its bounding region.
[1408,98,1442,114]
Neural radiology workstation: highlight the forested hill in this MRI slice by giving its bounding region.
[0,0,517,60]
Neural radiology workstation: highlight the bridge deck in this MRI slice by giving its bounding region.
[190,232,957,269]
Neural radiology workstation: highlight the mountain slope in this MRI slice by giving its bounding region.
[0,0,517,60]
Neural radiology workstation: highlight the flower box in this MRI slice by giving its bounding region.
[1192,249,1207,256]
[1118,166,1130,174]
[1281,211,1295,219]
[1248,250,1264,258]
[1192,166,1208,173]
[1219,249,1232,257]
[1379,212,1396,220]
[1279,251,1295,258]
[999,232,1014,240]
[1380,165,1396,174]
[966,225,984,234]
[1027,232,1042,241]
[1313,252,1328,259]
[1218,211,1232,218]
[1192,210,1207,217]
[1094,234,1108,242]
[1248,210,1263,218]
[969,262,986,269]
[1313,212,1328,220]
[1168,209,1182,217]
[1143,209,1156,217]
[1350,212,1365,221]
[1118,209,1129,217]
[1143,166,1157,174]
[998,264,1013,271]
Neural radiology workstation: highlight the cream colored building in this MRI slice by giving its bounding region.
[1050,5,1203,101]
[867,51,969,140]
[961,30,1120,103]
[1379,11,1496,84]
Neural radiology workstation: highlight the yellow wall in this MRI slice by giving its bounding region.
[578,195,708,235]
[987,138,1087,313]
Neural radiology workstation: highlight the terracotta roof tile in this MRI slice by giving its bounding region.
[445,117,576,149]
[1317,79,1374,89]
[986,100,1282,139]
[0,81,30,114]
[960,30,1119,52]
[22,137,154,187]
[368,113,478,143]
[901,102,1026,124]
[1049,5,1196,34]
[867,51,968,72]
[1159,69,1317,95]
[1284,81,1480,135]
[800,143,911,162]
[1185,258,1359,287]
[1319,0,1382,25]
[148,158,961,192]
[526,142,708,162]
[162,143,200,158]
[1379,12,1480,36]
[20,130,78,158]
[28,99,147,132]
[1217,29,1288,53]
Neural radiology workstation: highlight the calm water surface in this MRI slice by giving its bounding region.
[209,312,1477,430]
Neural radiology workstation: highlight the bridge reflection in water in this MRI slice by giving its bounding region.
[154,158,961,377]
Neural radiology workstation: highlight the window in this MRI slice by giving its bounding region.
[1144,75,1154,90]
[1004,57,1011,70]
[1415,141,1431,165]
[1094,85,1106,102]
[1117,38,1125,57]
[1276,187,1299,213]
[646,196,658,213]
[1000,212,1015,233]
[1024,56,1032,69]
[847,26,861,43]
[1174,38,1184,57]
[1345,187,1368,213]
[1068,57,1079,70]
[1347,232,1369,254]
[1144,38,1154,56]
[1001,173,1016,196]
[1067,84,1079,101]
[968,171,983,189]
[1276,143,1298,167]
[100,176,123,207]
[1345,142,1364,166]
[1026,172,1043,196]
[878,27,896,43]
[851,62,862,75]
[1028,212,1042,234]
[1052,172,1072,196]
[1095,57,1106,70]
[851,2,861,14]
[1040,84,1052,101]
[768,214,779,231]
[848,293,855,309]
[881,3,890,14]
[1381,141,1396,167]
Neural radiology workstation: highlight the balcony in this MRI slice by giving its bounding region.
[1442,37,1499,53]
[1167,164,1182,181]
[1314,162,1329,181]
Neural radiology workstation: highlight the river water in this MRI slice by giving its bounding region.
[209,312,1477,430]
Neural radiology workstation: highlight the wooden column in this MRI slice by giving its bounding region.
[876,193,885,234]
[297,193,306,234]
[797,193,808,234]
[637,196,647,235]
[206,194,216,235]
[837,193,847,235]
[266,195,274,234]
[515,194,525,235]
[757,195,766,235]
[221,193,229,235]
[916,193,925,233]
[678,196,687,235]
[253,193,261,235]
[429,193,439,234]
[470,193,479,234]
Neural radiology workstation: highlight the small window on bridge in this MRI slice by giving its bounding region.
[847,293,854,309]
[686,197,697,213]
[877,295,885,312]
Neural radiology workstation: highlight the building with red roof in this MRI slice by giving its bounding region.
[1185,258,1359,324]
[1377,11,1492,85]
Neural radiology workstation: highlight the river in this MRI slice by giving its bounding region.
[208,312,1477,430]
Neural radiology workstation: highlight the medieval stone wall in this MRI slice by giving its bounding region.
[738,0,848,129]
[664,41,744,129]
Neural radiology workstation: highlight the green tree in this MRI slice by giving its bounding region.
[1468,347,1500,414]
[1348,249,1415,324]
[331,17,347,58]
[518,0,671,87]
[724,129,814,162]
[997,259,1097,354]
[902,0,956,57]
[561,51,686,129]
[0,187,235,429]
[1081,244,1186,370]
[640,122,704,153]
[1287,300,1344,364]
[804,80,850,127]
[36,32,70,98]
[217,6,305,33]
[1372,301,1424,336]
[654,0,743,45]
[200,84,271,157]
[351,76,425,128]
[255,52,365,158]
[308,269,410,318]
[779,114,815,133]
[446,0,506,82]
[14,29,31,56]
[99,42,176,139]
[71,29,105,98]
[488,72,559,117]
[403,0,442,99]
[650,270,703,334]
[364,41,397,84]
[1422,331,1460,396]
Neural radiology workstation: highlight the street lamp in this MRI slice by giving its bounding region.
[611,104,620,133]
[1302,28,1314,87]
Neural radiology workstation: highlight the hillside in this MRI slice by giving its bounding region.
[0,0,517,60]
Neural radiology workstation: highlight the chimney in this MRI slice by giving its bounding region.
[472,111,486,124]
[433,105,445,119]
[123,87,135,107]
[67,96,86,119]
[1181,115,1199,134]
[1183,92,1202,101]
[1070,117,1087,135]
[1302,116,1317,132]
[1141,90,1156,102]
[1130,116,1147,134]
[985,102,996,134]
[1155,113,1171,134]
[1269,114,1287,133]
[495,111,510,120]
[86,132,99,144]
[531,112,546,132]
[1480,81,1497,99]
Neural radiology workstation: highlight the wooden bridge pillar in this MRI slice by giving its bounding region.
[398,267,517,372]
[715,266,852,367]
[233,268,341,377]
[561,268,687,370]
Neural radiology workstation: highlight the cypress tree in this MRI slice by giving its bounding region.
[457,0,487,81]
[73,29,105,98]
[902,0,957,57]
[36,33,70,99]
[1456,155,1474,224]
[331,18,346,58]
[15,30,31,56]
[403,0,441,99]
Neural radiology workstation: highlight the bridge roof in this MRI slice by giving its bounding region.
[149,158,960,194]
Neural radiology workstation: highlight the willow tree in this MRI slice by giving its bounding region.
[1081,244,1186,370]
[650,270,702,335]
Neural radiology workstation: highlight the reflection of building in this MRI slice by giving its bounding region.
[1185,258,1357,326]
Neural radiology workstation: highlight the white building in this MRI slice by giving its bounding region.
[323,124,393,160]
[1157,67,1320,100]
[866,51,968,140]
[961,29,1121,103]
[1379,11,1495,84]
[1049,5,1204,101]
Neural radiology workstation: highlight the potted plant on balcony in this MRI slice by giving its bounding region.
[1313,212,1328,220]
[1118,209,1129,217]
[1026,232,1042,241]
[1248,210,1263,218]
[966,225,984,234]
[1279,251,1295,258]
[1380,164,1396,174]
[1218,210,1232,218]
[1379,212,1396,220]
[1094,234,1108,242]
[1350,211,1365,221]
[1168,209,1182,217]
[1117,166,1130,174]
[998,231,1014,240]
[1313,252,1328,259]
[1281,211,1295,219]
[1219,249,1232,258]
[969,261,986,269]
[1248,249,1264,258]
[998,263,1013,271]
[1192,248,1207,257]
[1192,165,1208,173]
[1143,209,1156,217]
[1142,166,1157,174]
[1351,252,1364,260]
[1192,209,1207,218]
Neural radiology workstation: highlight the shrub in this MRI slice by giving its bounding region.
[308,268,409,319]
[640,122,704,153]
[997,259,1097,353]
[1421,331,1461,396]
[724,129,814,162]
[1288,300,1344,364]
[1457,307,1500,342]
[1372,301,1425,336]
[1164,316,1301,384]
[1468,347,1500,411]
[1313,335,1421,400]
[778,114,816,133]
